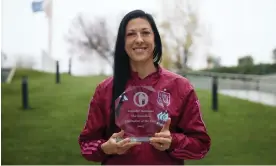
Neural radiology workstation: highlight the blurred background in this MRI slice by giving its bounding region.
[1,0,276,165]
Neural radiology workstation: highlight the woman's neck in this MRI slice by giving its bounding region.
[130,60,157,79]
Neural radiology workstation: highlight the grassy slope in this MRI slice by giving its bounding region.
[1,69,276,165]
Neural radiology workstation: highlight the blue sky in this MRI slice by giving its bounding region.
[2,0,276,70]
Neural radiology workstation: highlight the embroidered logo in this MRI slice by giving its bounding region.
[157,91,171,107]
[157,111,169,122]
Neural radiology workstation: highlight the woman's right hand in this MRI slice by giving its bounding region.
[101,130,141,155]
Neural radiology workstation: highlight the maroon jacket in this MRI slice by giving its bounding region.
[78,67,211,165]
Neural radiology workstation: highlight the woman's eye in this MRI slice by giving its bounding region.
[142,31,151,35]
[127,33,135,36]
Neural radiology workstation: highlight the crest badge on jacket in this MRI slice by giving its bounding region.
[157,90,171,107]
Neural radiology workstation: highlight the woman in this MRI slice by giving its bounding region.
[78,9,211,165]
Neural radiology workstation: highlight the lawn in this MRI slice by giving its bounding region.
[2,69,276,165]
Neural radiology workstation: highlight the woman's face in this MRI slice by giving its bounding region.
[125,18,155,63]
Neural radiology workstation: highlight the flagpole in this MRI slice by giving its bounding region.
[48,2,52,60]
[43,0,53,70]
[47,0,59,83]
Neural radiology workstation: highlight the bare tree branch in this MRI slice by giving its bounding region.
[65,13,114,66]
[159,0,204,70]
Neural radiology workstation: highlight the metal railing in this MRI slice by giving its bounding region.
[179,71,276,94]
[178,71,276,107]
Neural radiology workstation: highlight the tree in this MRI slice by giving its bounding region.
[65,13,114,66]
[159,0,202,70]
[206,54,221,69]
[272,48,276,63]
[159,33,173,70]
[206,55,214,69]
[238,55,254,66]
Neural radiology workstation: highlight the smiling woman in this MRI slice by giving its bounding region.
[78,9,211,165]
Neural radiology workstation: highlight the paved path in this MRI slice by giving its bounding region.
[185,75,276,107]
[219,89,276,107]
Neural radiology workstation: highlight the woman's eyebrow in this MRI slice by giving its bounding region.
[127,27,151,32]
[127,29,136,32]
[141,28,150,30]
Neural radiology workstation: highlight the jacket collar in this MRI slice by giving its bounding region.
[129,65,163,84]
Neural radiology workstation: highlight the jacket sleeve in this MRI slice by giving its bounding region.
[167,86,211,160]
[78,84,109,162]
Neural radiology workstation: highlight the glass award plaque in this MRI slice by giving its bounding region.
[114,86,170,142]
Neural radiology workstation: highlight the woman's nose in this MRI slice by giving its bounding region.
[135,33,144,44]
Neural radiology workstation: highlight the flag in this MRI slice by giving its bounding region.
[31,0,44,13]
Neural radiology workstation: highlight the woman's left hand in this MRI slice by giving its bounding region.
[149,118,172,151]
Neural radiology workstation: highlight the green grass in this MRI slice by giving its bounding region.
[2,69,276,165]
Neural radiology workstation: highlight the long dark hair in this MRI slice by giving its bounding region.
[107,9,163,136]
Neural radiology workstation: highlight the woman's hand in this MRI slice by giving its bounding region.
[149,118,172,151]
[101,130,141,155]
